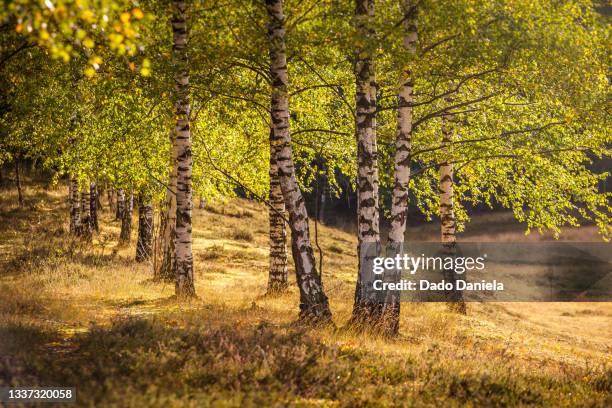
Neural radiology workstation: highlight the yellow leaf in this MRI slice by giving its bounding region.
[83,37,94,48]
[90,55,102,65]
[81,9,94,23]
[84,67,96,78]
[132,8,144,20]
[120,12,131,24]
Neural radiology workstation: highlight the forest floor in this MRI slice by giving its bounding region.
[0,182,610,407]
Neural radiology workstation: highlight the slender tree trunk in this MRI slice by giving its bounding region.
[90,181,99,232]
[80,182,92,238]
[379,0,418,336]
[350,0,382,327]
[95,183,103,211]
[172,0,196,298]
[15,158,24,207]
[69,178,81,235]
[267,129,289,294]
[116,189,125,220]
[119,193,133,244]
[318,158,328,224]
[107,184,115,213]
[198,196,205,209]
[136,193,154,262]
[157,133,178,282]
[266,0,331,323]
[440,102,466,314]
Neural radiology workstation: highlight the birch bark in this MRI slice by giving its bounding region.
[90,181,99,232]
[267,129,289,294]
[172,0,196,297]
[440,102,466,314]
[119,193,133,244]
[116,189,125,220]
[266,0,331,322]
[80,182,92,238]
[351,0,382,324]
[381,0,418,336]
[157,131,178,281]
[136,193,154,262]
[69,178,81,235]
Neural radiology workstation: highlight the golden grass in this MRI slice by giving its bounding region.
[0,184,610,407]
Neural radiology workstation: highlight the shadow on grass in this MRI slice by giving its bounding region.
[1,236,137,279]
[1,316,607,406]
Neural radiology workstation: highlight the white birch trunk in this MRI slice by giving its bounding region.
[172,0,196,297]
[440,103,466,314]
[382,0,418,335]
[90,181,99,232]
[267,130,289,294]
[116,188,125,220]
[157,131,178,281]
[80,182,92,237]
[266,0,331,322]
[351,0,382,323]
[136,193,154,262]
[69,178,81,235]
[107,184,115,213]
[119,193,133,244]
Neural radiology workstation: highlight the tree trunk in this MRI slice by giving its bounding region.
[198,196,205,209]
[90,181,99,232]
[69,178,81,235]
[267,129,289,294]
[80,182,92,238]
[107,184,115,213]
[15,158,24,207]
[318,159,328,224]
[119,193,133,244]
[266,0,331,323]
[116,188,125,220]
[350,0,383,327]
[380,0,418,336]
[157,133,178,282]
[95,183,103,211]
[172,0,196,298]
[136,193,154,262]
[440,102,466,314]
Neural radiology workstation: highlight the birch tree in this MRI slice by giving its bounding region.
[80,182,92,238]
[380,0,418,336]
[90,181,99,232]
[267,129,289,294]
[136,192,154,262]
[172,0,196,298]
[69,177,81,235]
[157,132,178,281]
[439,99,466,314]
[119,193,133,245]
[350,0,382,326]
[266,0,332,323]
[116,188,125,220]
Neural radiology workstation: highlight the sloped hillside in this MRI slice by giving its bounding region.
[0,183,610,407]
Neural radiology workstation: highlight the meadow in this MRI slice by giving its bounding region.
[0,182,610,407]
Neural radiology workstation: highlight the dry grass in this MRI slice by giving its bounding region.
[0,183,610,407]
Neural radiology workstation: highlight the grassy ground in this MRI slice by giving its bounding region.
[0,183,610,407]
